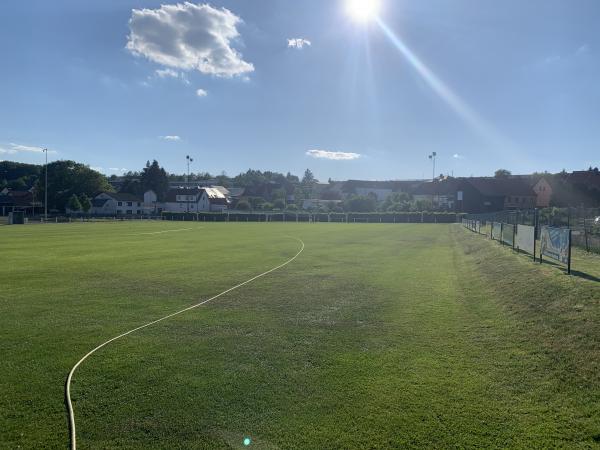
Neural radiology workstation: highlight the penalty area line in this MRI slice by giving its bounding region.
[64,236,305,450]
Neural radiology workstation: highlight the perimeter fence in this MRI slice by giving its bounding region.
[465,208,600,255]
[462,213,576,274]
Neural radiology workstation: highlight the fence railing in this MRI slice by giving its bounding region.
[161,211,465,224]
[461,218,573,274]
[466,208,600,255]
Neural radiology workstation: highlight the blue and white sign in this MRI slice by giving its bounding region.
[540,226,571,265]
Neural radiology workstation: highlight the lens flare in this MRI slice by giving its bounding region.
[346,0,381,22]
[376,17,515,151]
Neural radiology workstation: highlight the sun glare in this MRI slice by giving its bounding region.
[346,0,381,22]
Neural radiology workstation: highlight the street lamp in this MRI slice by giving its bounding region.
[43,148,48,221]
[186,155,194,213]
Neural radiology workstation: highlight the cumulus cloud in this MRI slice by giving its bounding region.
[160,135,181,141]
[306,149,361,161]
[453,153,465,160]
[0,143,56,154]
[196,88,208,97]
[288,38,311,49]
[109,168,129,173]
[126,3,254,78]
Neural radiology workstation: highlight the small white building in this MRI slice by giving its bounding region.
[90,193,145,215]
[162,188,229,213]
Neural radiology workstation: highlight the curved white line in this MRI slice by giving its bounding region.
[65,237,305,450]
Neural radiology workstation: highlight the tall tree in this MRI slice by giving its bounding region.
[68,194,82,212]
[35,161,112,212]
[302,169,316,185]
[141,160,169,200]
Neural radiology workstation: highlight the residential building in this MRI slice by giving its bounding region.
[457,178,537,213]
[532,178,552,207]
[162,187,229,212]
[90,192,145,215]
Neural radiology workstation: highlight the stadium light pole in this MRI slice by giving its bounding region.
[428,152,437,181]
[43,148,48,221]
[428,152,437,208]
[186,155,194,213]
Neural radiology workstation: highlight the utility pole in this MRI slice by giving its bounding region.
[186,155,194,213]
[43,148,48,221]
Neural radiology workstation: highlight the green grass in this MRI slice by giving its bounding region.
[1,222,599,449]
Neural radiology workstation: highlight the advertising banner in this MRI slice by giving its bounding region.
[502,223,515,247]
[540,226,571,266]
[516,224,535,256]
[492,222,502,241]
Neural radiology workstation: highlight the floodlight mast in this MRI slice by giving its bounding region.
[186,155,194,213]
[43,148,48,221]
[428,152,437,207]
[428,152,437,181]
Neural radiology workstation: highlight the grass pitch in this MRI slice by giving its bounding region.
[1,222,600,449]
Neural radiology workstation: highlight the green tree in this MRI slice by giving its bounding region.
[141,160,169,201]
[261,202,274,211]
[302,169,316,186]
[494,169,512,178]
[236,200,251,211]
[68,194,82,212]
[79,194,91,213]
[286,204,298,211]
[8,177,27,190]
[35,161,112,212]
[273,199,286,210]
[344,195,377,212]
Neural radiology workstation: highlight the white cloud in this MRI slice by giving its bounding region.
[127,3,254,78]
[453,153,465,160]
[90,166,104,172]
[196,88,208,97]
[109,167,129,173]
[306,149,361,161]
[0,143,57,154]
[160,135,181,141]
[288,38,312,49]
[154,68,190,85]
[155,68,180,79]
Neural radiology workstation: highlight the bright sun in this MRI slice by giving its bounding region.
[346,0,381,22]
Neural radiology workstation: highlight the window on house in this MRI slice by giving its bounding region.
[126,210,132,214]
[127,202,132,206]
[118,201,122,206]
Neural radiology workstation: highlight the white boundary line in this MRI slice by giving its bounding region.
[65,237,305,450]
[125,227,199,236]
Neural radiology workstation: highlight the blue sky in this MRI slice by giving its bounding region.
[0,0,598,181]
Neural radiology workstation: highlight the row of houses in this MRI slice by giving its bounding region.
[87,187,230,215]
[0,188,39,216]
[315,171,600,213]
